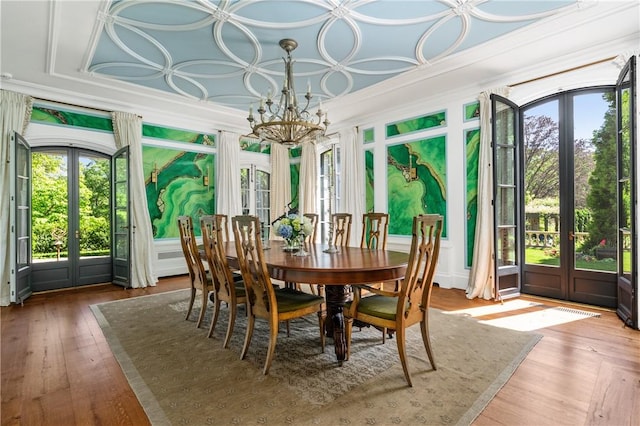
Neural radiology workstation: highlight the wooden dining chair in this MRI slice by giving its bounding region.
[200,215,248,348]
[345,214,443,387]
[231,214,326,375]
[213,213,243,282]
[177,215,213,328]
[357,212,391,341]
[303,213,318,243]
[360,212,389,251]
[332,213,352,247]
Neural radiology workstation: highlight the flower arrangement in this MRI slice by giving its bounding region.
[273,213,313,248]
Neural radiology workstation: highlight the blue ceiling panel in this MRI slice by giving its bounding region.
[88,0,583,110]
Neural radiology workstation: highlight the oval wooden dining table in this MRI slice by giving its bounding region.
[224,241,409,362]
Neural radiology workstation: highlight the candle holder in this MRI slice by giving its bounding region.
[323,221,339,253]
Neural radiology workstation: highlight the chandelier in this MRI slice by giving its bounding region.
[247,39,329,148]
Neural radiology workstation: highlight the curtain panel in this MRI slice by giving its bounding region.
[112,111,158,288]
[216,131,242,226]
[466,87,510,300]
[339,127,364,246]
[270,143,292,238]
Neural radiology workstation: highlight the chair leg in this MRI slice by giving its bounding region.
[207,297,221,338]
[420,318,437,370]
[185,287,196,320]
[317,310,326,352]
[395,327,413,387]
[345,318,353,361]
[263,319,279,375]
[196,290,208,328]
[223,303,237,349]
[240,312,255,360]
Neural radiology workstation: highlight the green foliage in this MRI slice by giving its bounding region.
[585,93,617,250]
[32,152,111,258]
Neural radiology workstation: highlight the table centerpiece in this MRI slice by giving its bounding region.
[273,213,313,255]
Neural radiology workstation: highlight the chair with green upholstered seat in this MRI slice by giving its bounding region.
[177,215,213,328]
[231,215,326,375]
[345,214,443,387]
[200,215,248,348]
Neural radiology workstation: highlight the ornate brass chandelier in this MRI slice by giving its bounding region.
[247,39,329,148]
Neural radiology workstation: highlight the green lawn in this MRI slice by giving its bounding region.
[525,247,618,272]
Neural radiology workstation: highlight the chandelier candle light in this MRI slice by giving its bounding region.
[247,39,329,148]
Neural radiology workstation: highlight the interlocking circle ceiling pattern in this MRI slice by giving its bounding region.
[89,0,581,111]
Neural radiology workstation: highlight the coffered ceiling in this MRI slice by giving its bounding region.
[1,1,639,128]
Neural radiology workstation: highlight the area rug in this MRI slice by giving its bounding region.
[478,306,601,331]
[91,289,542,425]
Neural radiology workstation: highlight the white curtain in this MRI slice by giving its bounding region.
[299,141,318,215]
[0,90,33,306]
[112,111,158,288]
[216,131,242,224]
[466,87,510,300]
[339,127,364,246]
[270,143,291,236]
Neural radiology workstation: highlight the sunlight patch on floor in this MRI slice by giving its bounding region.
[443,299,543,317]
[478,307,601,331]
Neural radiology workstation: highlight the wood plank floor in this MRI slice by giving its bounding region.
[2,276,639,425]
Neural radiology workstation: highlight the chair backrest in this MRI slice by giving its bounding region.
[231,215,277,318]
[303,213,318,243]
[213,214,230,242]
[177,215,207,289]
[201,215,235,297]
[360,212,389,250]
[399,214,443,319]
[332,213,352,247]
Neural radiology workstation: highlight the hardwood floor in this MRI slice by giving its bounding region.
[2,276,638,425]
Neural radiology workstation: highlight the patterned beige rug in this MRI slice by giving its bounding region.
[91,289,542,425]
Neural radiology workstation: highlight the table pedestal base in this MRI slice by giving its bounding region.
[324,285,351,362]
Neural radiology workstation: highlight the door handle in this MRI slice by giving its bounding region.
[75,230,80,239]
[568,231,574,241]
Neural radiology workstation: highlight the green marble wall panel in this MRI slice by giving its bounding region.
[143,146,215,239]
[363,128,375,144]
[387,135,447,237]
[31,106,113,131]
[240,138,271,154]
[290,162,300,212]
[464,102,480,122]
[365,149,374,213]
[386,110,446,139]
[465,128,480,268]
[143,124,215,146]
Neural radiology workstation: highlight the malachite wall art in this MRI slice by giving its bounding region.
[363,127,375,144]
[365,149,375,213]
[32,106,113,131]
[386,110,447,139]
[387,135,447,237]
[143,146,215,239]
[464,101,481,122]
[465,128,480,268]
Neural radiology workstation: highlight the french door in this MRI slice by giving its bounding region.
[31,147,112,291]
[11,132,32,303]
[492,85,625,309]
[616,56,637,327]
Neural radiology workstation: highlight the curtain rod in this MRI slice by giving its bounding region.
[509,55,617,87]
[33,96,142,118]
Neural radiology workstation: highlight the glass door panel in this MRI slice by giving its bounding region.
[523,99,560,267]
[79,153,111,258]
[573,92,617,272]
